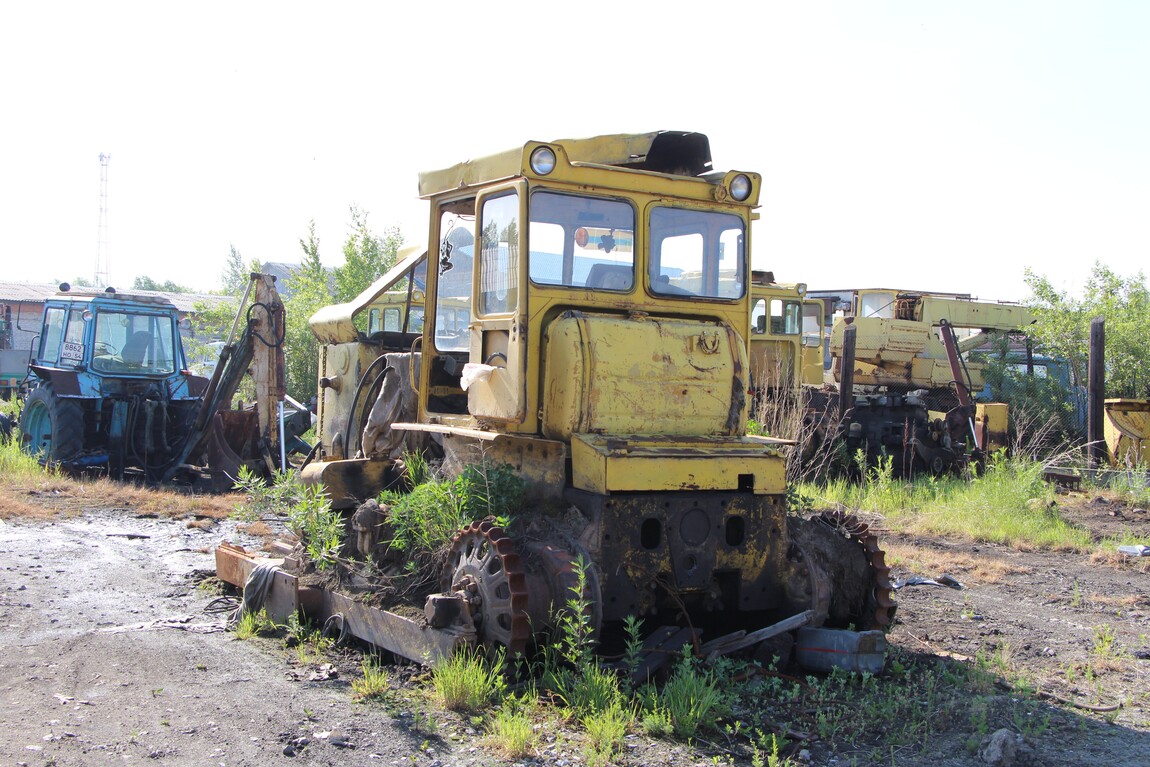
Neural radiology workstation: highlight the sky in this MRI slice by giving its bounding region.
[2,2,1147,302]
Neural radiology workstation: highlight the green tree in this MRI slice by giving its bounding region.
[220,244,251,295]
[333,205,403,303]
[1025,261,1150,398]
[132,275,190,292]
[281,220,331,403]
[184,244,260,385]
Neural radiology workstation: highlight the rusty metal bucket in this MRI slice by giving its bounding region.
[1103,398,1150,467]
[204,408,263,490]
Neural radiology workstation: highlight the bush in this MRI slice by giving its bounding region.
[381,459,525,555]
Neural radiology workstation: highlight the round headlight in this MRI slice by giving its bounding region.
[81,309,93,322]
[729,174,752,202]
[530,146,557,175]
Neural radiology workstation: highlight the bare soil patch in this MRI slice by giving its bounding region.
[1,482,1149,766]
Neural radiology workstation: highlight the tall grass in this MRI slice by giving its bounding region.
[804,452,1094,550]
[0,429,54,483]
[431,648,508,712]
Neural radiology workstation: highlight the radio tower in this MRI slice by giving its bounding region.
[95,152,111,287]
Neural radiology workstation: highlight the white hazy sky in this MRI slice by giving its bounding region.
[2,2,1147,301]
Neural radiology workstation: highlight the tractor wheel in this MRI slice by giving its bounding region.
[19,385,84,464]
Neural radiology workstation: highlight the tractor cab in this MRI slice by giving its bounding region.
[31,286,196,395]
[21,285,204,474]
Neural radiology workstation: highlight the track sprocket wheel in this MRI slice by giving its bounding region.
[813,510,897,630]
[442,519,532,656]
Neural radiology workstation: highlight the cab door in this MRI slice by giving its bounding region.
[466,182,529,424]
[801,298,826,385]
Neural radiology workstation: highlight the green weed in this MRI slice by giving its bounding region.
[640,706,673,737]
[0,427,57,482]
[804,453,1093,550]
[351,656,391,702]
[1092,623,1125,668]
[553,663,623,716]
[232,466,300,522]
[1110,466,1150,507]
[284,614,333,665]
[622,615,645,684]
[381,460,525,556]
[233,608,275,640]
[582,700,631,766]
[641,647,725,739]
[287,482,344,570]
[431,648,507,712]
[486,705,537,758]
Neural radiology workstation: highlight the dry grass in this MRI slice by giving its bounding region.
[1086,592,1147,609]
[1088,549,1150,573]
[0,491,68,521]
[0,470,243,522]
[883,541,1034,585]
[238,520,274,537]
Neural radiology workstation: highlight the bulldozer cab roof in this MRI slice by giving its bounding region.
[418,131,714,198]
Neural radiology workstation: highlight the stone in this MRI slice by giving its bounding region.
[979,728,1023,766]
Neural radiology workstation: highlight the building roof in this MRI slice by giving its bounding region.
[0,280,234,313]
[260,261,337,299]
[259,262,299,286]
[0,281,60,303]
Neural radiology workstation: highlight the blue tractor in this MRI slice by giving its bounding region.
[18,278,308,484]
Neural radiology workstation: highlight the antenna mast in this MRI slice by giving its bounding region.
[95,152,111,287]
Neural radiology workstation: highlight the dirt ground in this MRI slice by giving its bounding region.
[1,489,1149,766]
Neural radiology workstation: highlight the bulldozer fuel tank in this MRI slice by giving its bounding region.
[541,310,748,441]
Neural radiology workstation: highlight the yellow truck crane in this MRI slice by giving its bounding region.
[811,288,1035,475]
[294,132,894,661]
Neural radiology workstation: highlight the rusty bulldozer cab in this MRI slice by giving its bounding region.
[302,132,894,661]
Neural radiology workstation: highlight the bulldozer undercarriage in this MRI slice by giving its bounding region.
[787,510,896,631]
[431,506,895,659]
[217,504,895,666]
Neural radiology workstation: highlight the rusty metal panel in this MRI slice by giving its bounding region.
[216,543,474,666]
[300,457,398,509]
[322,591,473,667]
[975,403,1009,454]
[436,431,567,502]
[309,248,427,345]
[214,543,299,624]
[567,489,794,622]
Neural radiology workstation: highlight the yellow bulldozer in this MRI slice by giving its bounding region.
[280,131,894,662]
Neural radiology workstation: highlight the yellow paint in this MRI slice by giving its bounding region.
[829,291,1033,390]
[570,433,786,495]
[975,403,1009,453]
[748,282,801,395]
[1104,398,1150,467]
[309,132,770,511]
[542,311,745,441]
